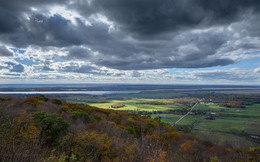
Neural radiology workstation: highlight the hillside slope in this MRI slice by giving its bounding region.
[0,96,259,161]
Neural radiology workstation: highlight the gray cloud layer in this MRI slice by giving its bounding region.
[0,45,13,56]
[0,0,260,71]
[93,0,260,36]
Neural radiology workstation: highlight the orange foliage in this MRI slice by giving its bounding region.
[180,140,193,151]
[202,141,213,147]
[209,146,218,153]
[164,132,181,141]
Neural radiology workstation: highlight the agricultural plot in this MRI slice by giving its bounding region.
[71,96,259,149]
[152,103,260,149]
[87,99,180,111]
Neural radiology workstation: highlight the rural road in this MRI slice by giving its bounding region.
[174,102,198,125]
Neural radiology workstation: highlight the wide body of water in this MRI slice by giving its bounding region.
[0,90,141,95]
[0,84,259,95]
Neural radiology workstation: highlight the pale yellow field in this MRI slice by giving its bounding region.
[89,99,178,112]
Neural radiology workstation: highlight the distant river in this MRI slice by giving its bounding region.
[0,86,259,95]
[0,91,141,95]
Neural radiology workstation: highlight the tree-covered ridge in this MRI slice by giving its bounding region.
[0,96,259,161]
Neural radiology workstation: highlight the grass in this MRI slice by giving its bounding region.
[74,98,259,134]
[195,103,227,111]
[153,103,260,148]
[87,101,259,135]
[76,99,180,112]
[195,117,250,132]
[194,130,258,149]
[89,103,139,111]
[151,114,182,125]
[71,96,260,149]
[151,103,260,134]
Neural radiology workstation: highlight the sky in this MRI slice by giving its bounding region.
[0,0,260,84]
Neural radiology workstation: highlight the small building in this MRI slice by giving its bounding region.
[204,112,217,120]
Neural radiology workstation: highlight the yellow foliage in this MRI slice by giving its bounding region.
[73,131,112,161]
[159,151,168,162]
[60,105,70,112]
[147,150,168,162]
[180,140,193,151]
[110,113,122,124]
[249,146,260,152]
[21,124,39,143]
[124,141,137,161]
[210,156,220,162]
[151,120,159,127]
[23,97,44,106]
[146,133,163,142]
[127,117,135,125]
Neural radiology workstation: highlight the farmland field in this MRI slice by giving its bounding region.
[72,97,260,149]
[153,103,260,149]
[89,99,179,111]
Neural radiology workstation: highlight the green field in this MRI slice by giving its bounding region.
[152,103,260,149]
[77,99,180,111]
[72,97,260,149]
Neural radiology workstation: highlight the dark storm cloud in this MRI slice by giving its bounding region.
[0,0,259,71]
[1,13,85,48]
[0,0,70,33]
[96,57,234,70]
[0,45,13,56]
[0,6,21,33]
[0,0,87,48]
[65,46,93,60]
[91,27,237,70]
[93,0,260,36]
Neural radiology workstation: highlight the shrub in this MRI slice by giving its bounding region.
[72,111,94,123]
[52,99,62,105]
[125,127,135,134]
[35,95,49,102]
[33,111,70,146]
